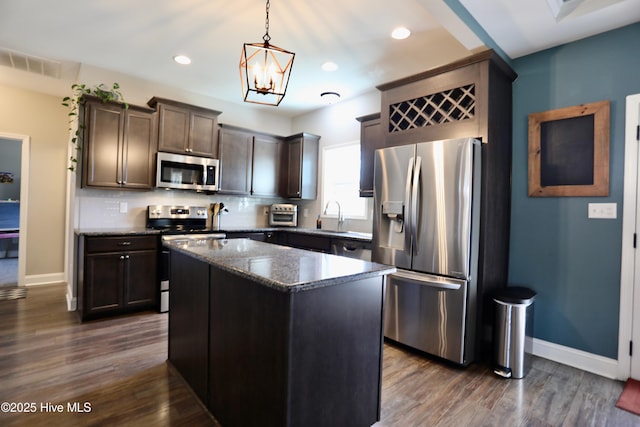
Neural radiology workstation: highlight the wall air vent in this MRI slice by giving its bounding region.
[0,47,62,79]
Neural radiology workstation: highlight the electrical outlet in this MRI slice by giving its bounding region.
[263,207,269,216]
[588,203,616,219]
[303,208,309,217]
[119,202,128,214]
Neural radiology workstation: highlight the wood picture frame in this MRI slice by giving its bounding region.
[528,100,610,197]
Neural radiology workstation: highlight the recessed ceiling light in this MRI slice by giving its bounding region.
[320,91,341,104]
[173,55,191,65]
[321,61,338,72]
[391,27,411,40]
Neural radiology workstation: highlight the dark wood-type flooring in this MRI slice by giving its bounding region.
[1,284,638,426]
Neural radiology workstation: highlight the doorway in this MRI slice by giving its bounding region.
[618,93,640,379]
[0,133,30,288]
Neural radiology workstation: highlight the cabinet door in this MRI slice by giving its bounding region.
[300,135,319,200]
[358,114,382,197]
[124,249,158,308]
[122,109,157,189]
[218,127,253,195]
[157,103,190,154]
[285,134,319,199]
[83,102,124,188]
[189,111,218,157]
[284,232,331,253]
[252,135,283,197]
[84,252,124,315]
[285,138,302,198]
[226,232,266,242]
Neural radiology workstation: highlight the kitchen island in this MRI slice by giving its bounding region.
[164,238,395,427]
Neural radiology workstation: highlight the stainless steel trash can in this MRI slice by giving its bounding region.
[493,287,536,379]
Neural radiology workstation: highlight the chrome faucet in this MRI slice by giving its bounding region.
[323,200,344,231]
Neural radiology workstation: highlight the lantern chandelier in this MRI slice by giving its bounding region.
[239,0,295,106]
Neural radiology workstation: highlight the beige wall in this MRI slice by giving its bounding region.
[0,84,68,278]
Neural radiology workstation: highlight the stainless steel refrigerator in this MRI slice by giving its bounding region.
[373,137,481,365]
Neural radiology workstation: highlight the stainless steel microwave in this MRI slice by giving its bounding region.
[155,152,219,192]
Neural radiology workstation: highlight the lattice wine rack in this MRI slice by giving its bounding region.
[388,84,476,133]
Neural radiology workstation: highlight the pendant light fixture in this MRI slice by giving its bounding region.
[239,0,295,106]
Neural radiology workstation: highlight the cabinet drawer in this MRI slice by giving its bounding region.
[85,235,158,253]
[285,233,331,253]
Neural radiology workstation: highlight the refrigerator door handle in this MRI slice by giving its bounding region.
[411,156,422,253]
[404,157,415,253]
[393,269,464,291]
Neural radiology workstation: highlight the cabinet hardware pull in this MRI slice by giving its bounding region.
[120,255,125,260]
[118,242,132,246]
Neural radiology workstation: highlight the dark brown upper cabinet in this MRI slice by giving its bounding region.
[148,97,221,158]
[218,124,285,197]
[82,96,157,189]
[252,133,284,198]
[356,113,382,198]
[217,125,254,195]
[283,133,320,200]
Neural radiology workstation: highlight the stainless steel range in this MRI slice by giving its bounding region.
[147,205,225,312]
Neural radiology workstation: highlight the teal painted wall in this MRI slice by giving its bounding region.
[509,23,640,359]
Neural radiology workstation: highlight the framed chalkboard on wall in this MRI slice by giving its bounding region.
[528,100,610,197]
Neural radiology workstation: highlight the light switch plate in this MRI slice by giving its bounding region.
[588,203,616,219]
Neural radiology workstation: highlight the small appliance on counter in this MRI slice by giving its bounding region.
[146,205,225,312]
[269,203,297,227]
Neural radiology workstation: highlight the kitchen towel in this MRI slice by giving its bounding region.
[617,378,640,416]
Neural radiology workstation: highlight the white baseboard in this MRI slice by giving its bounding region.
[24,272,65,287]
[530,337,620,380]
[22,272,77,311]
[66,292,77,311]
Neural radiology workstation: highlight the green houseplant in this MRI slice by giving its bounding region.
[62,83,128,171]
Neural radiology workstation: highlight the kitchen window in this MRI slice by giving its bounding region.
[321,141,367,220]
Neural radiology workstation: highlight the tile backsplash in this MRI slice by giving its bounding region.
[75,188,373,233]
[75,188,288,230]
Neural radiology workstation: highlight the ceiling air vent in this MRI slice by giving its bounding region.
[0,47,62,79]
[546,0,584,20]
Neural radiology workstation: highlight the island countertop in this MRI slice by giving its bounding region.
[163,237,395,293]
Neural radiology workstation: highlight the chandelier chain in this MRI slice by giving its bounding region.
[263,0,271,43]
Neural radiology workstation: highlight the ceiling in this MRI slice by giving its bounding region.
[0,0,638,117]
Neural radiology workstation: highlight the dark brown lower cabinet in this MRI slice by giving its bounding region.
[281,231,332,253]
[168,251,385,427]
[167,250,210,403]
[224,231,268,242]
[77,235,158,320]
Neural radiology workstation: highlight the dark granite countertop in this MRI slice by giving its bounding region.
[164,238,394,293]
[220,227,371,242]
[75,228,161,236]
[75,227,372,242]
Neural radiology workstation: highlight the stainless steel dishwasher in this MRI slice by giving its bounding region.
[331,238,372,261]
